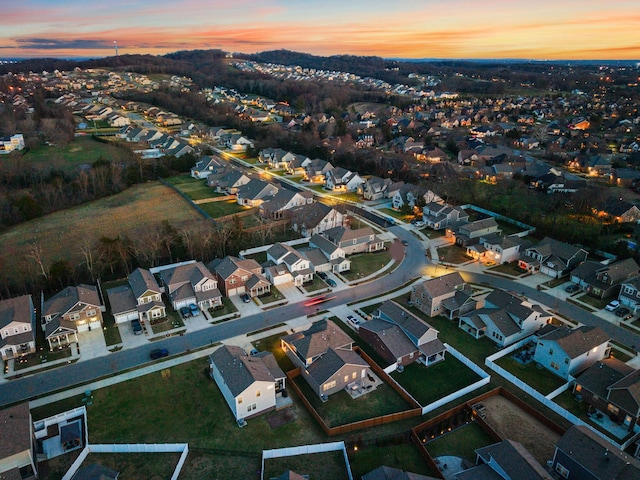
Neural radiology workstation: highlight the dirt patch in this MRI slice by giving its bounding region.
[480,395,561,464]
[266,408,297,429]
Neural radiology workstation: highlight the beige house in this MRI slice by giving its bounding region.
[0,403,37,479]
[0,295,36,361]
[410,272,477,319]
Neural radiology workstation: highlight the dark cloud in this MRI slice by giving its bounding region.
[14,38,113,50]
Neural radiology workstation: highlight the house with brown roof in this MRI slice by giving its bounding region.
[452,217,501,247]
[106,267,166,324]
[322,226,384,255]
[0,295,36,361]
[410,272,477,319]
[458,289,552,347]
[533,325,611,380]
[158,261,222,311]
[359,300,446,369]
[288,202,344,237]
[573,358,640,432]
[208,256,270,297]
[258,189,313,220]
[281,319,369,398]
[570,258,640,299]
[42,284,104,350]
[0,402,37,479]
[519,237,588,278]
[209,345,286,422]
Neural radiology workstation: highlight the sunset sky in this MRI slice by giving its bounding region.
[1,0,639,60]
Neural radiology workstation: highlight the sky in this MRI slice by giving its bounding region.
[1,0,639,60]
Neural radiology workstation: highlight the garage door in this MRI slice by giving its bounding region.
[89,319,102,330]
[175,299,190,310]
[115,311,138,323]
[77,322,90,332]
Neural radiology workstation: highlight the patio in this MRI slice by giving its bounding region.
[586,408,639,440]
[345,370,383,399]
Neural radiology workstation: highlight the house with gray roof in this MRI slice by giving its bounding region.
[288,202,344,237]
[422,202,469,230]
[360,176,393,201]
[325,167,364,192]
[304,158,334,183]
[519,237,588,278]
[107,267,166,324]
[410,272,477,319]
[0,295,36,361]
[533,325,611,380]
[363,466,438,480]
[308,234,351,273]
[467,234,527,265]
[209,345,286,422]
[208,256,270,297]
[72,464,119,480]
[281,319,369,398]
[452,217,501,247]
[0,402,36,480]
[360,300,445,368]
[258,189,313,220]
[158,261,222,311]
[236,179,278,207]
[619,275,640,313]
[322,226,384,255]
[458,289,552,347]
[209,168,251,194]
[266,243,313,286]
[570,258,640,300]
[551,425,640,480]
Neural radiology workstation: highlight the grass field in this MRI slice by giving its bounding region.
[163,174,220,201]
[21,137,134,173]
[0,182,204,281]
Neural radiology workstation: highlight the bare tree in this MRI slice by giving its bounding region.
[80,238,100,281]
[26,241,49,280]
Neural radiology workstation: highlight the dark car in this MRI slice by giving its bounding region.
[401,240,409,246]
[240,292,251,303]
[565,284,580,294]
[615,307,631,318]
[179,306,191,319]
[326,279,337,287]
[317,272,328,280]
[150,348,168,360]
[131,319,143,335]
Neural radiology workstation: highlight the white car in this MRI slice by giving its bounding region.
[605,300,620,311]
[346,315,361,328]
[414,221,425,228]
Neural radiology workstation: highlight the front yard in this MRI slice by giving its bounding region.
[342,250,393,281]
[208,297,238,319]
[436,245,471,265]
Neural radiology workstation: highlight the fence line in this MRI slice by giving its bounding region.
[460,204,536,234]
[157,176,213,221]
[261,442,352,480]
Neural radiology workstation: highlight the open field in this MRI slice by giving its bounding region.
[163,174,220,201]
[0,181,203,280]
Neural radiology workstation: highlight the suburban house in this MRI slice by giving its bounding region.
[454,439,551,480]
[158,261,222,311]
[235,179,278,207]
[208,169,251,194]
[288,202,344,237]
[304,158,334,183]
[0,295,36,361]
[259,148,295,169]
[281,319,369,398]
[410,272,477,319]
[190,155,225,179]
[0,403,37,480]
[325,167,364,192]
[551,425,640,480]
[593,198,640,223]
[322,226,385,255]
[359,300,446,369]
[266,243,314,286]
[619,276,640,313]
[209,345,286,422]
[259,189,313,220]
[466,234,526,265]
[208,256,271,297]
[458,289,552,347]
[391,184,425,211]
[42,285,105,350]
[0,133,26,154]
[360,176,393,201]
[224,133,254,152]
[518,237,588,278]
[308,235,352,273]
[533,325,611,380]
[570,258,640,299]
[106,267,166,324]
[573,357,640,432]
[452,217,501,247]
[422,202,469,230]
[285,154,311,176]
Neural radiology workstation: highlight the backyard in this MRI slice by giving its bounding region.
[163,174,219,201]
[425,420,496,465]
[199,199,247,218]
[262,450,350,480]
[495,355,566,396]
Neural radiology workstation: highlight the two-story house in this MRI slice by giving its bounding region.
[308,235,351,273]
[392,184,425,211]
[42,284,105,350]
[0,295,36,361]
[107,267,166,324]
[208,256,271,298]
[158,261,222,311]
[458,290,552,347]
[190,155,225,179]
[0,403,37,480]
[258,189,314,220]
[288,203,344,237]
[519,237,588,278]
[208,169,251,194]
[452,217,501,247]
[304,159,334,183]
[410,272,477,319]
[281,319,369,398]
[359,300,446,369]
[360,176,393,201]
[570,258,640,299]
[235,179,278,207]
[533,325,610,380]
[285,154,311,176]
[619,276,640,313]
[325,167,364,192]
[209,345,286,422]
[322,226,385,255]
[422,202,469,230]
[266,243,314,286]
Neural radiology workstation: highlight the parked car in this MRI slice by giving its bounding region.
[249,348,259,356]
[188,303,199,316]
[414,221,425,228]
[326,278,337,287]
[131,319,143,335]
[615,307,631,318]
[401,240,409,246]
[179,306,191,319]
[605,300,621,311]
[317,272,328,280]
[346,315,361,328]
[149,348,168,360]
[565,284,580,293]
[240,292,251,303]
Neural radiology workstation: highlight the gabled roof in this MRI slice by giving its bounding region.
[608,368,640,417]
[577,358,635,400]
[324,226,375,244]
[209,256,261,280]
[281,319,352,359]
[538,325,610,359]
[288,202,337,229]
[305,347,367,384]
[0,294,33,329]
[415,272,467,299]
[359,318,418,359]
[160,261,216,290]
[472,439,551,480]
[106,285,137,315]
[0,402,31,459]
[128,267,160,299]
[526,237,587,263]
[376,300,436,344]
[362,465,439,480]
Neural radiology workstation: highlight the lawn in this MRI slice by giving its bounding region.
[436,245,470,265]
[164,174,218,201]
[208,297,238,319]
[20,136,134,173]
[76,453,181,480]
[293,376,413,428]
[342,250,393,281]
[390,359,481,406]
[0,182,204,284]
[349,443,436,479]
[252,333,296,372]
[199,200,246,218]
[576,294,609,310]
[149,312,184,334]
[488,262,527,277]
[495,356,566,395]
[425,421,496,464]
[102,313,123,347]
[304,275,330,292]
[379,208,413,222]
[258,285,285,303]
[263,450,350,480]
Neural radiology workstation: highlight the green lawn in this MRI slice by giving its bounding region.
[150,311,184,334]
[349,443,436,479]
[425,421,495,464]
[102,313,123,346]
[293,376,413,428]
[436,245,470,265]
[379,208,413,222]
[164,174,219,201]
[263,450,350,480]
[208,297,238,319]
[304,275,330,292]
[244,251,267,264]
[342,250,393,281]
[252,333,296,372]
[391,359,481,406]
[199,200,246,218]
[577,294,609,310]
[495,356,566,395]
[258,285,285,303]
[488,262,526,276]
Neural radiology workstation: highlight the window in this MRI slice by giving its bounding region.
[247,403,256,412]
[69,313,80,321]
[608,404,619,415]
[241,275,248,282]
[86,309,96,317]
[554,462,569,479]
[323,380,336,391]
[352,372,357,379]
[230,278,236,285]
[551,362,559,370]
[344,375,349,383]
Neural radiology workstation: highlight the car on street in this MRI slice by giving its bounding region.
[605,300,621,311]
[484,261,496,267]
[149,348,168,360]
[346,315,361,328]
[188,303,199,316]
[317,272,328,280]
[240,292,251,303]
[615,307,631,318]
[131,319,143,335]
[565,284,580,294]
[179,306,191,318]
[326,278,337,287]
[401,240,409,246]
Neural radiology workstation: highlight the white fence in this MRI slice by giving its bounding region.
[61,443,189,480]
[261,441,352,480]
